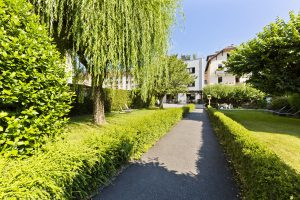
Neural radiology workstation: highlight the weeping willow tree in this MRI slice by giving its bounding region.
[30,0,180,125]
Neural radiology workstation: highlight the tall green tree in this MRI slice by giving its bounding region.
[226,12,300,95]
[140,55,195,108]
[31,0,180,124]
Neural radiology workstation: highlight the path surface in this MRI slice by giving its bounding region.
[94,109,239,200]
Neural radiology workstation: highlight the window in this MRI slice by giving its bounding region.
[227,53,230,58]
[204,80,208,84]
[218,64,223,69]
[188,67,195,73]
[188,82,195,87]
[235,77,240,83]
[218,77,222,83]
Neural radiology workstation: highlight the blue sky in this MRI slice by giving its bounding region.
[169,0,300,58]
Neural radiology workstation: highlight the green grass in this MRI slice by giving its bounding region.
[0,106,194,199]
[221,110,300,172]
[65,110,157,141]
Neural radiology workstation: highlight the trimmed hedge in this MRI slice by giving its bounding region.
[207,107,300,199]
[70,86,134,116]
[0,105,195,199]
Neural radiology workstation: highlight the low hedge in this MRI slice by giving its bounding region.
[70,86,132,115]
[207,107,300,199]
[0,105,195,199]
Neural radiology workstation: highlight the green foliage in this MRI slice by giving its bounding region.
[139,55,195,107]
[226,12,300,95]
[288,93,300,110]
[207,107,300,199]
[70,87,135,115]
[31,0,180,82]
[270,96,289,110]
[0,0,72,156]
[203,84,265,108]
[31,0,181,124]
[222,110,300,172]
[105,89,131,111]
[0,106,193,199]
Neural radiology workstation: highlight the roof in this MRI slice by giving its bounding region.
[205,46,236,72]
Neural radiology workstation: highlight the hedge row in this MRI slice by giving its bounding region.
[207,107,300,199]
[70,86,142,116]
[0,105,195,199]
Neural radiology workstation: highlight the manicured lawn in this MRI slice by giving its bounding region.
[66,110,157,141]
[221,110,300,172]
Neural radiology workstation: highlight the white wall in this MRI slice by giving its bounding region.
[206,50,247,85]
[185,58,205,91]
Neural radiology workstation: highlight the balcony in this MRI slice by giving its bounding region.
[215,70,226,76]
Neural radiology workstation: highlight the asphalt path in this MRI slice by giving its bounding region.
[94,109,239,200]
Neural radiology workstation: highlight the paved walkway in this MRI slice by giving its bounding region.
[94,109,239,200]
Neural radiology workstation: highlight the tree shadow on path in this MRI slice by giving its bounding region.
[94,109,240,200]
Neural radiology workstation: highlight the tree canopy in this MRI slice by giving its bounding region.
[31,0,181,124]
[139,55,195,108]
[226,12,300,95]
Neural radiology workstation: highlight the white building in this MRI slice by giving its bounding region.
[66,53,135,90]
[164,57,205,104]
[205,46,247,85]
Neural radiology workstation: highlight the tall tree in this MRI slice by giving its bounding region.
[139,55,195,108]
[31,0,180,124]
[226,12,300,95]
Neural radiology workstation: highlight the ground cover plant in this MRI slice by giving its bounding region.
[0,105,195,199]
[221,110,300,172]
[207,107,300,199]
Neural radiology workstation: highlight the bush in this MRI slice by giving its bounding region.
[0,0,72,156]
[270,96,289,110]
[207,107,300,199]
[70,86,133,116]
[0,106,194,199]
[203,84,266,108]
[105,89,131,111]
[288,93,300,110]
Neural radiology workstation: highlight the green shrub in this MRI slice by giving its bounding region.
[0,106,193,199]
[270,96,289,110]
[105,89,131,111]
[203,84,265,108]
[207,107,300,199]
[70,86,134,115]
[288,93,300,110]
[0,0,72,156]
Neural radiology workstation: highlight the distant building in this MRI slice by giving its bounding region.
[164,57,205,104]
[66,53,135,90]
[205,46,247,85]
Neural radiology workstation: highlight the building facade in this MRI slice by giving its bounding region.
[164,57,205,104]
[205,46,247,85]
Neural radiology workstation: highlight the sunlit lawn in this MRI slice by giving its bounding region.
[221,110,300,172]
[65,109,157,141]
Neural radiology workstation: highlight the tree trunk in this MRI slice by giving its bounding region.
[93,85,106,125]
[159,95,164,109]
